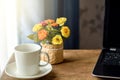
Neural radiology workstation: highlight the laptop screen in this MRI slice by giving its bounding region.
[103,0,120,48]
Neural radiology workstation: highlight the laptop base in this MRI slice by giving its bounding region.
[92,49,120,79]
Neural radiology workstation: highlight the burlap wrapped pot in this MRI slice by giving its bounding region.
[40,43,63,64]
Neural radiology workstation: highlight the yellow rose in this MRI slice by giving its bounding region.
[32,24,42,32]
[52,35,63,45]
[61,26,70,38]
[56,17,67,26]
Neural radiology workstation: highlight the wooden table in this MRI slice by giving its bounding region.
[1,50,115,80]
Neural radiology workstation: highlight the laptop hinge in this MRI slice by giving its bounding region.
[110,48,116,51]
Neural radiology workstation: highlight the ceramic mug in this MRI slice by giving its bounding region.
[14,43,49,76]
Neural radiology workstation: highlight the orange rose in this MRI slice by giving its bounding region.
[45,19,55,24]
[38,29,48,40]
[51,23,58,27]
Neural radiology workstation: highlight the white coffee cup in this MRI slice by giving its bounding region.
[14,43,49,76]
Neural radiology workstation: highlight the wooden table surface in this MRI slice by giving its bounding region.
[1,50,116,80]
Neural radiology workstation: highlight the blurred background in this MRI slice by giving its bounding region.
[80,0,104,49]
[0,0,105,75]
[16,0,105,49]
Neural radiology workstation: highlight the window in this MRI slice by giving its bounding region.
[0,0,18,75]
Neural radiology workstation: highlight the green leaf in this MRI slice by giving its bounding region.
[27,34,34,40]
[27,34,40,42]
[33,34,40,42]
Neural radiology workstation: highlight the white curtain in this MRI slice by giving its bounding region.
[0,0,18,75]
[18,0,57,43]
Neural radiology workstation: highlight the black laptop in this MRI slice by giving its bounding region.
[92,0,120,79]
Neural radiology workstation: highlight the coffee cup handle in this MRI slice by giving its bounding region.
[39,51,50,67]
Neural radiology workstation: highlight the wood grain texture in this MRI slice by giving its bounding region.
[1,50,111,80]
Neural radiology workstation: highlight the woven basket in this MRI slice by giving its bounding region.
[40,43,63,64]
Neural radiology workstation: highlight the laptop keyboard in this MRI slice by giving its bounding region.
[102,52,120,66]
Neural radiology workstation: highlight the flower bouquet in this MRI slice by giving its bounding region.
[28,17,70,64]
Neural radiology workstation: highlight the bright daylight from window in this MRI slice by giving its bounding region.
[0,0,18,76]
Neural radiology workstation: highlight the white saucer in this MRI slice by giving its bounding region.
[5,61,52,79]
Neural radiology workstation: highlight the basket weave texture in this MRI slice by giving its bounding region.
[40,43,63,64]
